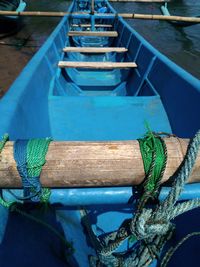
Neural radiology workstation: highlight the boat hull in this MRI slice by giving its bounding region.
[0,1,200,266]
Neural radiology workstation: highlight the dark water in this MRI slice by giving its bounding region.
[112,0,200,79]
[0,0,199,96]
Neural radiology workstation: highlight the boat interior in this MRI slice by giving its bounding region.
[1,2,199,141]
[0,1,200,267]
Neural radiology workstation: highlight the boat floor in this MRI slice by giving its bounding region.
[49,96,172,140]
[1,205,200,267]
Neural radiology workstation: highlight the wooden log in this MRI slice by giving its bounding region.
[71,24,113,28]
[63,47,128,53]
[68,30,118,37]
[0,138,200,188]
[0,11,199,24]
[58,61,137,69]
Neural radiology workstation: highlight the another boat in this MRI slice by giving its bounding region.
[0,0,200,266]
[160,2,200,27]
[0,0,26,36]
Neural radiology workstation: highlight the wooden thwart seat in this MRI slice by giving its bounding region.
[68,31,118,37]
[63,47,128,53]
[58,61,137,69]
[71,24,113,28]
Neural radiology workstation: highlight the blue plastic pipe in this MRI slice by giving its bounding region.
[2,184,200,206]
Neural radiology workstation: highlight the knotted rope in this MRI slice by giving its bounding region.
[85,130,200,267]
[13,138,51,202]
[0,135,74,255]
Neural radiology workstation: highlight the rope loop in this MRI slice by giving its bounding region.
[131,208,172,240]
[14,138,52,202]
[138,130,167,201]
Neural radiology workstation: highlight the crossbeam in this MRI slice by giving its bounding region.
[71,24,113,28]
[109,0,170,2]
[68,30,118,37]
[63,47,128,53]
[0,138,199,188]
[0,11,199,24]
[58,61,137,69]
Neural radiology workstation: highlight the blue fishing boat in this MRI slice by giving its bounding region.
[0,1,200,267]
[0,0,26,36]
[160,2,200,27]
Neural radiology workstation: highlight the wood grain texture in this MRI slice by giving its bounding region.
[58,61,137,69]
[63,47,128,53]
[71,24,113,28]
[68,31,118,37]
[0,138,200,188]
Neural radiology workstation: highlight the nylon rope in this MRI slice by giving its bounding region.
[13,138,51,202]
[0,135,74,255]
[85,130,200,267]
[137,131,167,207]
[84,131,168,266]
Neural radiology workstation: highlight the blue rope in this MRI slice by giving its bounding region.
[11,140,41,201]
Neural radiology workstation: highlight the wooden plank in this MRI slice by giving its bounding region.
[63,47,128,53]
[58,61,137,69]
[0,138,199,188]
[71,24,113,28]
[68,31,118,37]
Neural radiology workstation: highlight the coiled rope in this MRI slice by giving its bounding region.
[85,130,200,267]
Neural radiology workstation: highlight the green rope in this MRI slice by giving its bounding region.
[0,133,9,153]
[0,197,13,209]
[138,131,167,198]
[0,135,74,255]
[0,134,11,208]
[27,138,52,177]
[25,138,52,202]
[40,188,51,203]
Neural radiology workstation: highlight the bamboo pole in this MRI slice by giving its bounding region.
[0,11,89,17]
[118,13,200,23]
[0,11,199,23]
[0,138,200,188]
[109,0,170,2]
[91,0,95,15]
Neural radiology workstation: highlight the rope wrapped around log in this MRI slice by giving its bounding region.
[0,137,200,188]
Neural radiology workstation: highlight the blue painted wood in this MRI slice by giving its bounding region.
[0,1,200,266]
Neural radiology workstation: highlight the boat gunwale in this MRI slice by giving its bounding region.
[0,0,199,139]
